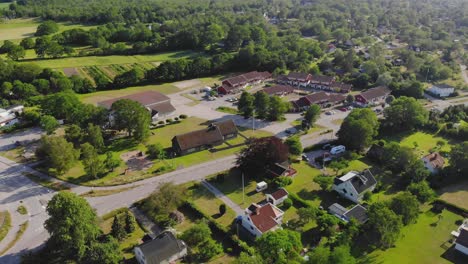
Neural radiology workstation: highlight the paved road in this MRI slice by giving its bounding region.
[0,128,43,151]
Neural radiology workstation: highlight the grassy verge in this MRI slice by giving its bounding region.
[216,106,238,115]
[16,205,27,215]
[0,211,12,242]
[23,172,70,191]
[0,221,28,256]
[80,187,136,197]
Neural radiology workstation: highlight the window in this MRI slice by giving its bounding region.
[342,189,347,194]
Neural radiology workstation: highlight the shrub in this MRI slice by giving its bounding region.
[363,191,372,201]
[174,117,179,121]
[283,198,293,209]
[273,176,292,188]
[179,114,187,119]
[219,204,226,215]
[157,120,165,125]
[166,118,173,123]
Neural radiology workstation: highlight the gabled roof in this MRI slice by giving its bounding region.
[98,91,170,109]
[270,188,289,200]
[173,119,237,151]
[148,102,176,115]
[433,83,454,89]
[358,86,391,101]
[137,231,186,264]
[287,72,311,81]
[329,203,347,216]
[335,170,377,194]
[249,203,283,233]
[456,228,468,248]
[222,71,271,87]
[262,85,295,95]
[304,92,346,105]
[423,152,445,169]
[343,204,368,224]
[311,75,334,83]
[224,75,248,87]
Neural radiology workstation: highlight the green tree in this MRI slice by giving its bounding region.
[141,182,186,226]
[65,124,83,147]
[285,136,303,155]
[111,99,150,141]
[36,136,79,175]
[308,245,330,264]
[328,159,349,175]
[219,204,226,215]
[111,216,126,241]
[86,123,104,151]
[297,207,319,226]
[254,91,270,119]
[367,202,403,248]
[104,152,120,172]
[45,192,101,260]
[390,192,420,225]
[83,236,122,264]
[268,96,290,121]
[317,213,340,235]
[146,143,166,160]
[346,94,355,104]
[20,38,35,49]
[256,229,302,264]
[238,91,254,118]
[337,108,379,151]
[304,104,321,128]
[329,245,356,264]
[384,96,428,131]
[180,221,211,246]
[124,211,136,234]
[7,44,25,61]
[81,143,103,178]
[407,181,436,203]
[448,142,468,177]
[313,175,334,191]
[40,115,59,135]
[197,238,223,261]
[234,252,264,264]
[35,20,59,36]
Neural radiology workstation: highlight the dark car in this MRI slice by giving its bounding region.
[301,154,310,162]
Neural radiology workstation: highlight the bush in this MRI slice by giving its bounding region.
[363,191,372,201]
[179,114,187,119]
[166,118,173,123]
[157,120,165,125]
[283,198,293,209]
[273,176,292,188]
[174,117,179,121]
[219,204,226,215]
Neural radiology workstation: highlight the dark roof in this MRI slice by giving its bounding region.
[457,229,468,248]
[148,102,176,115]
[98,91,170,109]
[344,204,368,224]
[212,119,238,136]
[287,72,311,81]
[311,75,334,83]
[173,120,237,151]
[270,188,289,200]
[249,203,283,233]
[350,170,377,194]
[223,71,271,87]
[304,92,345,105]
[331,82,353,92]
[359,86,391,101]
[434,83,454,89]
[224,75,248,87]
[137,231,186,264]
[328,203,347,216]
[263,85,295,95]
[268,163,289,177]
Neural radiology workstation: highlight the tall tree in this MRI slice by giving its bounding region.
[83,236,122,264]
[254,91,270,119]
[81,143,103,178]
[285,136,303,155]
[448,141,468,178]
[337,108,379,151]
[384,96,428,131]
[45,192,101,260]
[36,136,79,175]
[238,91,254,118]
[86,123,104,151]
[367,202,403,248]
[268,96,290,121]
[40,115,59,135]
[256,229,302,264]
[390,192,420,225]
[304,104,321,129]
[111,216,126,241]
[104,152,120,172]
[111,99,151,141]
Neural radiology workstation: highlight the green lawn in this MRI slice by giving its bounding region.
[216,106,238,115]
[364,209,466,264]
[398,132,452,156]
[21,50,197,69]
[0,2,10,10]
[439,180,468,210]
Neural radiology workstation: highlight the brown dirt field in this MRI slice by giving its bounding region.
[63,67,80,77]
[121,150,153,172]
[439,181,468,210]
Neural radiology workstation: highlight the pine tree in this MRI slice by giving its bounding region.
[124,211,136,234]
[111,216,126,241]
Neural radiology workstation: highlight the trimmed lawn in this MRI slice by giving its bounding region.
[399,132,452,156]
[0,2,10,10]
[216,106,238,115]
[99,209,146,260]
[364,209,465,264]
[439,181,468,210]
[22,50,198,69]
[286,162,322,194]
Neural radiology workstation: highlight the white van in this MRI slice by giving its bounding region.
[256,181,268,192]
[330,145,346,155]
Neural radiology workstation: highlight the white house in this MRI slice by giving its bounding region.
[422,152,445,174]
[427,84,455,98]
[240,203,284,238]
[0,105,24,128]
[454,223,468,256]
[332,170,377,203]
[266,188,289,206]
[134,230,187,264]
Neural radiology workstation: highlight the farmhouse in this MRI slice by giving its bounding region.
[240,202,284,238]
[266,188,289,206]
[328,203,369,224]
[332,170,377,203]
[262,85,295,96]
[217,71,271,94]
[0,105,24,128]
[422,152,445,174]
[354,86,391,107]
[291,92,346,111]
[98,91,176,122]
[427,83,455,98]
[277,72,312,87]
[171,119,238,155]
[134,230,187,264]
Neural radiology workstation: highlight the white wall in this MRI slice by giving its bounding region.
[333,181,359,203]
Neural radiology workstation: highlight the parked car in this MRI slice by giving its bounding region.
[330,145,346,155]
[256,181,268,192]
[339,107,347,112]
[301,154,310,162]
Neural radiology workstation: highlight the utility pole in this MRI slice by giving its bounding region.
[242,173,245,204]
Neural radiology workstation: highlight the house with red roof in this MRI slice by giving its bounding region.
[217,71,271,94]
[266,188,289,206]
[241,202,284,238]
[422,152,445,174]
[354,86,391,107]
[291,92,346,111]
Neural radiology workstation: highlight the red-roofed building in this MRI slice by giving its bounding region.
[217,71,271,94]
[422,152,445,174]
[266,188,289,206]
[262,85,295,96]
[241,203,284,237]
[277,72,312,87]
[291,92,346,111]
[355,86,391,107]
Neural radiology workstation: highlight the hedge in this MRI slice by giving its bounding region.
[288,192,313,208]
[433,199,468,216]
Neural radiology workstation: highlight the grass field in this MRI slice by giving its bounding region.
[439,180,468,210]
[21,50,197,68]
[398,132,452,156]
[0,2,10,10]
[364,209,466,264]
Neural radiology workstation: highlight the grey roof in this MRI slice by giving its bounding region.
[433,83,454,89]
[328,203,347,216]
[457,229,468,248]
[137,231,186,264]
[350,170,377,194]
[343,204,368,224]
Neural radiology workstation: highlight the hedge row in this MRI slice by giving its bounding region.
[433,199,468,216]
[288,192,313,209]
[182,201,256,255]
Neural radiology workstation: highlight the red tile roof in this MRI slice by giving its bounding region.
[262,85,295,95]
[423,152,445,169]
[249,203,283,233]
[270,188,289,200]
